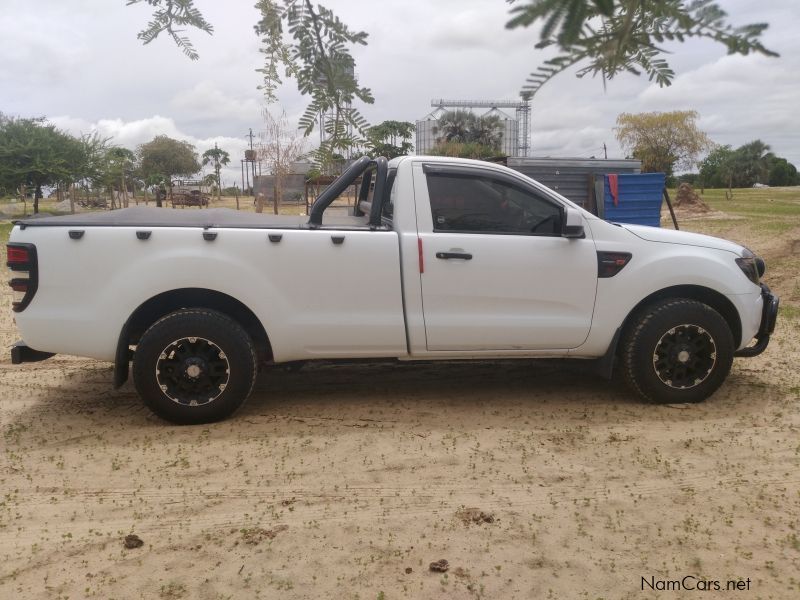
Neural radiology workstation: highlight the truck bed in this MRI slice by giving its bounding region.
[16,207,371,230]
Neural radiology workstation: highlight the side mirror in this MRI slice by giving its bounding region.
[562,207,585,239]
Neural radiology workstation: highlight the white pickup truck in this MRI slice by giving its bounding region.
[7,156,779,424]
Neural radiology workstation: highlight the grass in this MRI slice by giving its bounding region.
[0,221,12,245]
[779,304,800,320]
[693,187,800,216]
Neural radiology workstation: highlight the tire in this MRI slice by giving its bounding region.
[621,299,734,404]
[133,309,257,424]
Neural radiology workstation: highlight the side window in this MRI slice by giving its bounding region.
[381,169,397,223]
[426,173,562,235]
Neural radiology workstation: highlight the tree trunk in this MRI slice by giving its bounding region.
[19,184,27,217]
[274,142,281,215]
[273,176,281,215]
[69,183,75,214]
[34,183,42,214]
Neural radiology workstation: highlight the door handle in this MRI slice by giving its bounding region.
[436,251,472,260]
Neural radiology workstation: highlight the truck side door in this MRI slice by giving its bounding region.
[415,164,598,351]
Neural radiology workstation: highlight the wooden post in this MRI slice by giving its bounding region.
[662,188,679,230]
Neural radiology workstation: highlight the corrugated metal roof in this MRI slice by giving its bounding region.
[508,157,641,171]
[507,158,641,209]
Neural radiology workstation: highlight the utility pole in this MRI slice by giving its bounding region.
[248,128,256,187]
[603,142,608,159]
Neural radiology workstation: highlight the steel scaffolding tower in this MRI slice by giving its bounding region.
[429,97,532,156]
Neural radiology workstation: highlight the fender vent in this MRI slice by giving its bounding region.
[597,252,632,278]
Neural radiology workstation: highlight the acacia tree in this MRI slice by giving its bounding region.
[507,0,777,97]
[699,144,734,191]
[128,1,777,104]
[615,110,712,176]
[256,109,306,215]
[256,1,373,167]
[127,1,373,170]
[201,144,230,201]
[137,135,200,207]
[103,147,137,208]
[0,115,82,213]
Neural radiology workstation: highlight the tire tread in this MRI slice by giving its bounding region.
[133,309,257,424]
[621,298,733,404]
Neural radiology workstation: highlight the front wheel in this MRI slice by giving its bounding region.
[133,309,257,424]
[621,299,734,404]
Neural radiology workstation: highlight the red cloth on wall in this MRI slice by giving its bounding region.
[607,174,619,207]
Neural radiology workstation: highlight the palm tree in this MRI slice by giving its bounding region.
[433,110,473,144]
[202,144,230,202]
[470,114,503,151]
[431,110,505,158]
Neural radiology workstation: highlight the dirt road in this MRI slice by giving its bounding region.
[1,198,798,599]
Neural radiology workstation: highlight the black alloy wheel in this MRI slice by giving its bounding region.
[621,299,734,404]
[133,309,257,424]
[652,324,717,389]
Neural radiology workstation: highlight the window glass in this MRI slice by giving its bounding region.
[381,169,397,222]
[426,173,562,235]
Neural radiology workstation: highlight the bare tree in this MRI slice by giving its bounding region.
[257,109,306,215]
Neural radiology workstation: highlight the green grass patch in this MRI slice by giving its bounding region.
[679,187,800,219]
[0,221,13,245]
[778,303,800,320]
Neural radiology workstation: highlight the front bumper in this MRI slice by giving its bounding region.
[10,341,55,364]
[734,284,779,358]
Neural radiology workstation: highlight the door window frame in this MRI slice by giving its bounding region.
[422,163,566,237]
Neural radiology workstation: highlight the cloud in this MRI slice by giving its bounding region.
[636,51,800,163]
[4,0,799,172]
[427,7,531,52]
[170,82,263,124]
[49,114,254,187]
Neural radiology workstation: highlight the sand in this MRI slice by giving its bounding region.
[1,215,798,599]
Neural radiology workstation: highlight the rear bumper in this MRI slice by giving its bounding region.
[10,341,55,365]
[734,284,779,358]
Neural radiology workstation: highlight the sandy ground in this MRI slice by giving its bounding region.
[1,206,799,599]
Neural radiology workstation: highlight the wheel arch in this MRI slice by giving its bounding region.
[114,288,272,388]
[619,284,742,353]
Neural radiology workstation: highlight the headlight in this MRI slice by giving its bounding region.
[735,256,760,284]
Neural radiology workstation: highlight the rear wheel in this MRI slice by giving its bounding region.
[133,309,257,424]
[621,299,734,404]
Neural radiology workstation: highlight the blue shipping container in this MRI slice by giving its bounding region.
[603,173,665,227]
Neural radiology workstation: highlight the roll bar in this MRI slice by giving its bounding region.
[307,156,388,229]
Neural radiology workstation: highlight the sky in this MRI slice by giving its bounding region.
[2,0,799,186]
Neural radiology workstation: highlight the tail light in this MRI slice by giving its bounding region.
[6,243,38,311]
